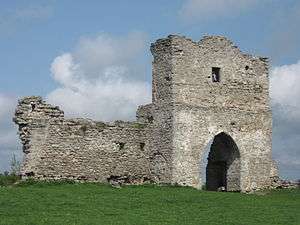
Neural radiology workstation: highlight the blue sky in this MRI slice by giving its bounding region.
[0,0,300,179]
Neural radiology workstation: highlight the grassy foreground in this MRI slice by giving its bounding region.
[0,182,299,225]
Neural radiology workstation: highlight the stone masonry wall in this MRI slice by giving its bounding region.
[14,96,151,184]
[150,35,277,192]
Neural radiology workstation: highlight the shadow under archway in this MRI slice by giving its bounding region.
[206,132,241,192]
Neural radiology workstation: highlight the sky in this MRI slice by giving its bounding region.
[0,0,299,179]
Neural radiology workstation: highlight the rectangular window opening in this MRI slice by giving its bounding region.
[212,67,221,82]
[140,143,145,151]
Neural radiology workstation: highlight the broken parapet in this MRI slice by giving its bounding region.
[13,96,64,153]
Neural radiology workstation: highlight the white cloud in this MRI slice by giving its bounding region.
[47,32,151,121]
[270,60,300,179]
[0,94,22,172]
[0,94,15,123]
[179,0,260,23]
[270,60,300,120]
[50,53,81,88]
[73,32,146,78]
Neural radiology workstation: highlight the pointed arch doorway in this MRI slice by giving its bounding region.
[206,132,241,191]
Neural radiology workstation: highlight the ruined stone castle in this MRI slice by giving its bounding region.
[14,35,278,192]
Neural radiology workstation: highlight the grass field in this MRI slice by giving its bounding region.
[0,181,299,225]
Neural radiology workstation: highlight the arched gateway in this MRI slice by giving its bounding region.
[206,132,240,191]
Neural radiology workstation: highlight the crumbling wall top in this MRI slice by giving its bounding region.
[13,96,64,126]
[151,34,268,64]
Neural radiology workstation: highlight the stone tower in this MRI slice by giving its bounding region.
[139,35,276,191]
[14,35,277,192]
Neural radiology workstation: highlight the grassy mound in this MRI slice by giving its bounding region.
[0,182,299,225]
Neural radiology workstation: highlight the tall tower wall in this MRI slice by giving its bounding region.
[150,35,274,191]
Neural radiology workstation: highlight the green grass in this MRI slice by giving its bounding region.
[0,174,20,187]
[0,182,299,225]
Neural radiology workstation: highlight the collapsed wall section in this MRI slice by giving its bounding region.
[14,96,151,184]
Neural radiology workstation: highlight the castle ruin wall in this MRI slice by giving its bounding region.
[14,96,152,184]
[14,35,279,192]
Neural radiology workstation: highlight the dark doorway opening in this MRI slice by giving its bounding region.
[206,132,240,191]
